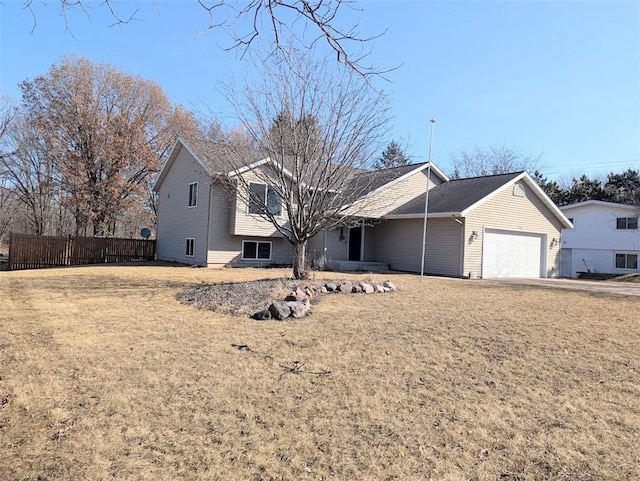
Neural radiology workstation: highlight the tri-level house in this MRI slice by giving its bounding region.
[559,200,640,277]
[153,138,572,278]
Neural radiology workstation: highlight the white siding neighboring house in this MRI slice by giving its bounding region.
[154,138,572,278]
[560,200,640,277]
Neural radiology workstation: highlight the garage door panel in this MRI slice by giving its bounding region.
[483,229,543,278]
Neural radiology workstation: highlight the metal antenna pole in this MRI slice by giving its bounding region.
[420,118,436,279]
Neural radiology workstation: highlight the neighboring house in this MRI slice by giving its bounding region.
[559,200,639,277]
[153,138,572,278]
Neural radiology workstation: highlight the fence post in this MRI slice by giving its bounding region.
[8,232,14,271]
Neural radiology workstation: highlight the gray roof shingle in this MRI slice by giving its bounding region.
[181,138,267,174]
[389,172,523,215]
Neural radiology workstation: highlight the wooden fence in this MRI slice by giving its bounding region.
[8,233,156,271]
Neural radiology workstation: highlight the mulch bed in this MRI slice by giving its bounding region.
[176,278,341,318]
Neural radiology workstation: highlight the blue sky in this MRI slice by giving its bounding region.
[1,0,639,181]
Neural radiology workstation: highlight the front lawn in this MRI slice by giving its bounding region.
[1,265,638,480]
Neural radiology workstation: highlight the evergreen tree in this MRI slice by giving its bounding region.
[375,140,410,169]
[605,169,640,205]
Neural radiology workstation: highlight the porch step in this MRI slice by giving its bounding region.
[325,260,390,272]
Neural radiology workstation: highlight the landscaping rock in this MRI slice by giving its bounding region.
[360,282,375,294]
[269,301,291,320]
[252,309,272,320]
[352,284,362,294]
[320,285,328,294]
[375,284,385,293]
[284,294,299,302]
[339,281,352,294]
[286,298,310,319]
[382,280,397,292]
[325,282,337,292]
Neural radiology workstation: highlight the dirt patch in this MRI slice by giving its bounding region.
[606,273,640,283]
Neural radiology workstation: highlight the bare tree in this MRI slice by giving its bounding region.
[449,145,543,179]
[20,0,383,76]
[19,56,199,236]
[217,50,390,279]
[0,115,57,235]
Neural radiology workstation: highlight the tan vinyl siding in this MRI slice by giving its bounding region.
[156,145,211,265]
[232,169,286,237]
[463,181,563,278]
[346,169,441,218]
[206,180,293,266]
[374,218,462,276]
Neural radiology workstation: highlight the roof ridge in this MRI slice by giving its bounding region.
[449,171,524,181]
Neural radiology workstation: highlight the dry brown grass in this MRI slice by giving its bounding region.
[1,264,639,481]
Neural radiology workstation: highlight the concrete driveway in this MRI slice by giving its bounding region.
[486,277,640,297]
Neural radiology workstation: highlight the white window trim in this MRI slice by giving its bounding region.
[241,240,273,261]
[185,238,195,257]
[247,183,282,217]
[614,251,638,270]
[188,182,198,208]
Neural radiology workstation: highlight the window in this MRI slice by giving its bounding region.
[248,183,282,216]
[513,184,526,197]
[616,217,638,229]
[188,182,198,207]
[242,240,272,260]
[615,253,637,269]
[185,238,195,257]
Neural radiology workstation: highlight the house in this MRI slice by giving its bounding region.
[153,138,572,278]
[559,200,639,277]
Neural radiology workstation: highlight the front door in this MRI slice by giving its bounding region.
[348,226,362,261]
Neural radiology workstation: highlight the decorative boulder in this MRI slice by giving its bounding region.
[360,282,375,294]
[382,280,397,292]
[375,284,385,293]
[320,285,328,294]
[252,309,272,320]
[339,281,352,294]
[352,284,362,294]
[269,301,291,320]
[286,298,310,319]
[325,282,337,292]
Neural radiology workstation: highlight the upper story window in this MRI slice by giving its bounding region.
[188,182,198,207]
[616,217,638,230]
[248,183,282,216]
[513,184,526,197]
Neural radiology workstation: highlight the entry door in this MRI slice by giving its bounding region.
[348,226,362,261]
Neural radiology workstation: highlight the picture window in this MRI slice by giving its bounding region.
[616,217,637,229]
[615,253,637,269]
[242,240,272,260]
[248,183,282,216]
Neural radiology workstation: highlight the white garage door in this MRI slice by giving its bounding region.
[483,229,544,278]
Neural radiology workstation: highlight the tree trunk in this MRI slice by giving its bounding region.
[292,240,309,280]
